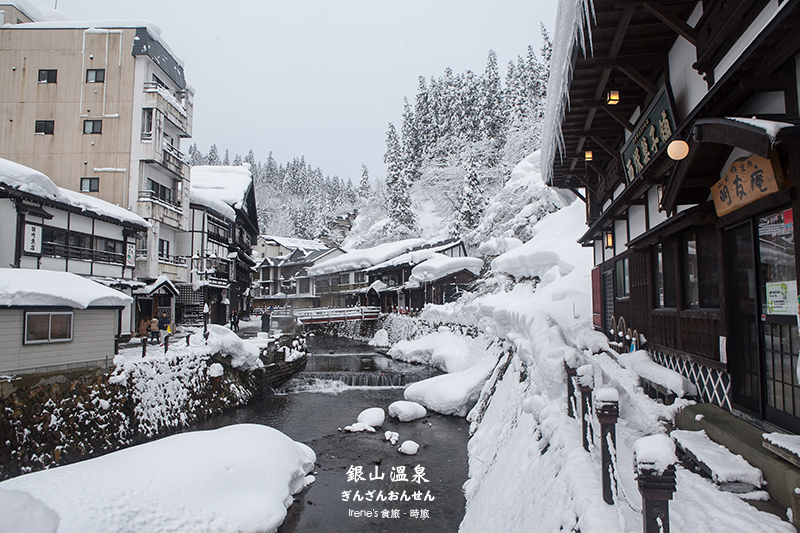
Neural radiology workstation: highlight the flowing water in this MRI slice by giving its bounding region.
[192,334,470,532]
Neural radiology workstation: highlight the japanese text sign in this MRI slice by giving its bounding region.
[711,154,779,217]
[620,85,677,184]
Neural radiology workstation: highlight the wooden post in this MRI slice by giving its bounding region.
[577,364,594,452]
[634,435,677,533]
[595,388,620,505]
[565,360,578,418]
[164,334,170,354]
[141,335,147,358]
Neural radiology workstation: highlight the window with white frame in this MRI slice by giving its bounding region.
[86,69,105,83]
[24,311,73,344]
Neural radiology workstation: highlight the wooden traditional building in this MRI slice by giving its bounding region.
[545,0,800,433]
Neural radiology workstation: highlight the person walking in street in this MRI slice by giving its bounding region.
[149,316,159,343]
[261,308,271,333]
[230,310,239,332]
[158,312,170,342]
[138,315,150,338]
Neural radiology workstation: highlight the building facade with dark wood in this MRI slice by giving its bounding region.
[545,0,800,432]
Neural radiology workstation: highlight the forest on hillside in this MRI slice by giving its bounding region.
[188,26,551,249]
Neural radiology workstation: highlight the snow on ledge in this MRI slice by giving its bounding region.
[725,117,794,141]
[0,269,132,308]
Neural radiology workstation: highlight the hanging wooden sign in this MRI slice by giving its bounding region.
[711,154,783,217]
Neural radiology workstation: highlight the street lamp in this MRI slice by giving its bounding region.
[203,302,210,339]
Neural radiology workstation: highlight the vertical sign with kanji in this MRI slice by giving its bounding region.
[711,154,781,217]
[619,85,678,184]
[24,224,42,254]
[126,243,136,267]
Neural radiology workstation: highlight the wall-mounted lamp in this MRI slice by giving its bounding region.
[606,89,620,105]
[584,150,593,162]
[604,231,614,249]
[667,140,690,161]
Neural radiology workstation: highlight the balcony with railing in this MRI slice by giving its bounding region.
[137,189,183,227]
[139,137,189,180]
[142,82,193,137]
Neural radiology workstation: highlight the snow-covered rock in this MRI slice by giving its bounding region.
[384,431,400,445]
[388,329,488,373]
[369,329,390,347]
[0,425,315,533]
[404,356,497,416]
[357,407,385,428]
[388,401,427,422]
[398,441,419,455]
[202,325,263,371]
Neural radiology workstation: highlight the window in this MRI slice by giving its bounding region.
[340,273,350,285]
[38,69,57,83]
[141,108,153,139]
[615,257,630,298]
[299,278,310,293]
[35,120,54,135]
[80,177,99,192]
[42,227,66,256]
[147,178,173,203]
[653,242,677,307]
[24,311,73,344]
[83,120,102,134]
[158,239,169,258]
[354,272,366,283]
[682,227,719,308]
[86,69,105,83]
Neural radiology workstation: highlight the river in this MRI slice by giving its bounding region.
[192,334,471,532]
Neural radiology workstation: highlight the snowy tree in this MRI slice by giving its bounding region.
[206,144,221,166]
[384,123,415,230]
[244,150,256,168]
[357,164,371,201]
[223,149,231,166]
[187,143,205,167]
[232,153,242,166]
[454,153,486,234]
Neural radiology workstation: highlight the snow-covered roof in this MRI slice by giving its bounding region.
[409,255,484,283]
[541,0,593,185]
[0,269,132,308]
[260,235,328,252]
[4,0,44,21]
[133,275,179,297]
[309,238,428,276]
[189,187,235,222]
[365,240,465,272]
[0,157,149,229]
[725,117,795,142]
[190,165,253,213]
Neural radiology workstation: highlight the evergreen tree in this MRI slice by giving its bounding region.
[223,149,231,166]
[401,97,421,182]
[357,164,371,201]
[455,153,485,233]
[232,153,242,166]
[384,123,415,230]
[244,150,256,167]
[187,143,205,166]
[206,144,221,166]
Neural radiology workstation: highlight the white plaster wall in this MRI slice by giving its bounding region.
[648,186,668,227]
[669,3,706,120]
[629,205,647,241]
[0,199,16,268]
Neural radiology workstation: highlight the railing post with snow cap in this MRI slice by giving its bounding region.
[595,388,620,505]
[577,364,594,452]
[141,335,147,358]
[634,435,677,533]
[564,351,580,418]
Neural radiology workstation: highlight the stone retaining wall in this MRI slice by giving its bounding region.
[0,337,306,482]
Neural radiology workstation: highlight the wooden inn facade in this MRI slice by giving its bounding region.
[546,0,800,432]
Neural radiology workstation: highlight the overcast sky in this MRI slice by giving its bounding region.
[32,0,558,183]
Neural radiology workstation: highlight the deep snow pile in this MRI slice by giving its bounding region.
[389,151,792,532]
[0,425,315,533]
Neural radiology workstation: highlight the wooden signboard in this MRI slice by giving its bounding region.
[711,154,782,217]
[619,85,678,184]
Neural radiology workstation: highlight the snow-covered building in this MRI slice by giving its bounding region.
[253,235,328,260]
[308,238,473,310]
[545,0,800,436]
[0,268,132,375]
[182,165,258,323]
[252,247,345,311]
[0,157,149,338]
[0,2,194,287]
